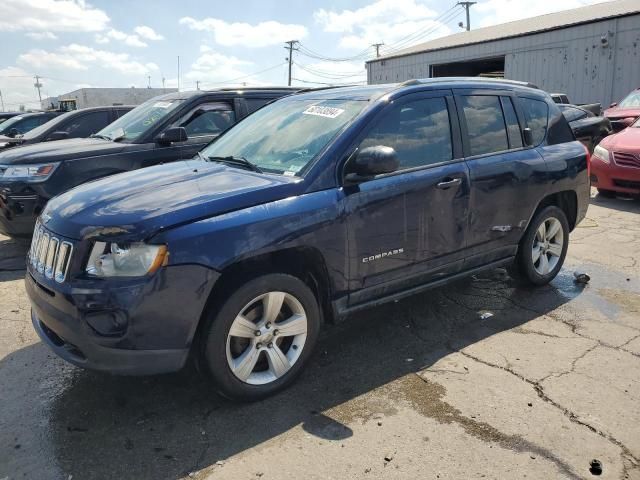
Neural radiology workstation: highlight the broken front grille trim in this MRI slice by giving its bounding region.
[29,223,73,283]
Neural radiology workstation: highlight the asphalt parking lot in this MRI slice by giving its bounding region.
[1,190,638,480]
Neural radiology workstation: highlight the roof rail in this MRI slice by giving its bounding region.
[400,77,540,89]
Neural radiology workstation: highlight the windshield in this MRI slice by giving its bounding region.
[619,91,640,108]
[97,98,184,142]
[21,111,72,139]
[200,98,366,175]
[0,115,25,134]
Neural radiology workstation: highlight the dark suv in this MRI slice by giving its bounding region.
[0,106,134,151]
[0,87,298,237]
[26,78,590,401]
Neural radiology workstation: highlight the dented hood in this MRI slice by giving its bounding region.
[43,159,300,241]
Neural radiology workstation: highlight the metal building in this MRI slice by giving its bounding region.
[366,0,640,107]
[41,87,177,110]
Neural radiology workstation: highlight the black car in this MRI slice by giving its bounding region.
[0,106,134,151]
[558,104,612,153]
[0,112,61,138]
[0,87,299,237]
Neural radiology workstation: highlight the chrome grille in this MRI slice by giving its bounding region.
[613,151,640,169]
[29,223,73,283]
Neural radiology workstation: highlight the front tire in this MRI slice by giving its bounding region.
[200,273,320,401]
[511,206,569,286]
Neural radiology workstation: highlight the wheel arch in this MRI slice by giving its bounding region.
[532,190,578,231]
[191,246,335,356]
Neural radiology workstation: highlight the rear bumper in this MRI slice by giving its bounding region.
[26,262,220,375]
[591,157,640,194]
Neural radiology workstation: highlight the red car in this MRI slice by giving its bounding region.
[604,88,640,132]
[591,117,640,196]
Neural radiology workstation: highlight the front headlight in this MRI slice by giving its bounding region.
[2,163,59,182]
[86,242,168,277]
[593,145,610,163]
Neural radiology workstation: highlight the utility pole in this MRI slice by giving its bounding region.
[284,40,299,86]
[162,77,166,91]
[0,90,4,111]
[147,75,151,88]
[196,80,200,90]
[372,43,384,58]
[34,75,43,105]
[177,56,181,92]
[457,2,476,31]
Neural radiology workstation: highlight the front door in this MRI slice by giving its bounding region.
[343,91,470,306]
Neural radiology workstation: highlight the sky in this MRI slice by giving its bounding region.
[0,0,604,110]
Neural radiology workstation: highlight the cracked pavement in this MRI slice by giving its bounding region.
[1,190,639,480]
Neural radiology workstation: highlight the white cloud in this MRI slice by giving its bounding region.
[134,25,163,41]
[25,31,58,40]
[179,16,307,48]
[475,0,604,27]
[95,29,147,47]
[18,44,158,76]
[184,50,253,87]
[0,0,109,33]
[313,0,452,51]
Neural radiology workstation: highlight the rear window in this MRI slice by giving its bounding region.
[521,98,548,145]
[460,95,509,156]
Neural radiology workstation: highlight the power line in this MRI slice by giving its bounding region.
[198,62,287,87]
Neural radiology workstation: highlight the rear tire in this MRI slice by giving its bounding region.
[200,273,320,401]
[511,206,569,286]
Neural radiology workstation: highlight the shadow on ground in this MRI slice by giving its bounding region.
[591,191,640,213]
[0,267,585,480]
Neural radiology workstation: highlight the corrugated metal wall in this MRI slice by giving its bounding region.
[367,14,640,106]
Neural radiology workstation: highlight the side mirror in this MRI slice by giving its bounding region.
[344,145,399,183]
[523,127,534,146]
[46,131,69,141]
[8,128,19,138]
[609,102,617,108]
[157,127,187,145]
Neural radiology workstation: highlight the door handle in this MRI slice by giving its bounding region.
[436,177,463,190]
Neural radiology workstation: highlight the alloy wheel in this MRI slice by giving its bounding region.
[225,291,308,385]
[532,217,564,275]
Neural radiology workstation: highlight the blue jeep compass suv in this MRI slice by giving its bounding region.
[26,78,590,400]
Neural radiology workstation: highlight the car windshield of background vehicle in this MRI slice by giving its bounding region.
[21,112,71,140]
[97,99,184,142]
[200,98,366,175]
[0,115,25,134]
[619,91,640,108]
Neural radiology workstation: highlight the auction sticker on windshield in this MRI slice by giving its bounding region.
[303,105,345,119]
[153,101,174,109]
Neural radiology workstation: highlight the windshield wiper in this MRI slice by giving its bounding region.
[90,133,112,141]
[205,155,263,173]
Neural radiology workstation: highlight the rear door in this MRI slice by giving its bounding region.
[455,89,547,267]
[344,90,470,306]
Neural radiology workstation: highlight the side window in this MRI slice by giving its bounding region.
[179,103,236,137]
[59,111,111,138]
[18,116,49,133]
[561,106,587,122]
[460,95,509,156]
[521,98,548,145]
[246,98,271,113]
[359,97,452,170]
[501,96,523,149]
[115,109,131,119]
